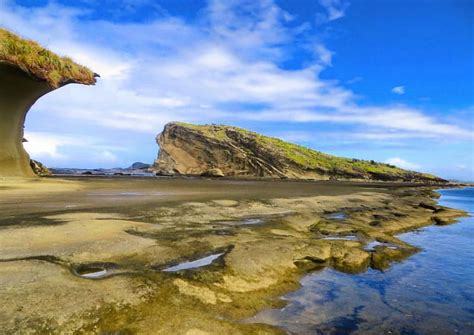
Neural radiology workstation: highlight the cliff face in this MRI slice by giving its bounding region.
[152,122,446,183]
[0,65,53,177]
[0,29,96,177]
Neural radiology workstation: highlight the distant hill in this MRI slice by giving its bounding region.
[128,162,151,169]
[50,162,153,176]
[151,122,446,183]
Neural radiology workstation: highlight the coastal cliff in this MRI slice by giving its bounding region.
[0,28,96,177]
[153,122,446,183]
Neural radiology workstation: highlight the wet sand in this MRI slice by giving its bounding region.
[0,177,466,334]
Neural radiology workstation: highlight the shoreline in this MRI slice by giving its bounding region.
[247,187,474,333]
[48,173,472,186]
[0,178,468,334]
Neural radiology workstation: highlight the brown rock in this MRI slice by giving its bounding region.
[151,122,448,183]
[201,168,225,177]
[30,159,51,177]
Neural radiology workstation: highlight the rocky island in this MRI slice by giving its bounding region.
[153,122,445,183]
[0,28,97,177]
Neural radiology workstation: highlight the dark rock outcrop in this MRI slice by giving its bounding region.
[201,168,225,177]
[152,122,447,183]
[30,159,51,177]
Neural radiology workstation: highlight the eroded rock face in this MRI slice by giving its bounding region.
[201,168,225,177]
[30,159,51,177]
[0,64,54,177]
[152,122,447,183]
[0,29,96,177]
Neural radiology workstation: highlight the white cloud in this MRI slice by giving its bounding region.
[391,86,405,95]
[0,0,472,169]
[23,131,125,166]
[95,150,119,163]
[273,129,439,144]
[318,0,350,22]
[23,132,72,160]
[234,105,473,139]
[346,76,362,84]
[385,157,420,170]
[314,44,333,66]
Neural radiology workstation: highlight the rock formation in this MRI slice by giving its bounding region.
[152,122,446,183]
[0,28,97,177]
[29,159,51,177]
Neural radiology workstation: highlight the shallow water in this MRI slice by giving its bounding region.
[240,218,264,225]
[321,235,359,241]
[163,253,224,272]
[250,188,474,334]
[79,268,108,279]
[325,212,347,220]
[363,240,398,251]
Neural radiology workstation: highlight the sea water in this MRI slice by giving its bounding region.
[250,188,474,334]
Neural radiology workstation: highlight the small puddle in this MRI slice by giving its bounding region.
[241,218,264,225]
[73,263,117,279]
[321,235,359,241]
[325,212,347,220]
[364,240,399,251]
[217,218,265,226]
[163,253,224,272]
[78,268,108,279]
[212,228,236,236]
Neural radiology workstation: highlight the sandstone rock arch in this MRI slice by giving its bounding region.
[0,29,97,177]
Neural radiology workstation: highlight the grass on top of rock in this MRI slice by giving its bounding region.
[0,28,96,87]
[172,122,441,181]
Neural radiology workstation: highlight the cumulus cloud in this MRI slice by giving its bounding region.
[23,132,72,160]
[391,86,405,95]
[23,131,127,166]
[385,157,421,170]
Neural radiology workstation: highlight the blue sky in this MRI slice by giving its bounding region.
[1,0,473,180]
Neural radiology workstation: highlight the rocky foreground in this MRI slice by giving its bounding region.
[0,178,466,334]
[152,122,445,183]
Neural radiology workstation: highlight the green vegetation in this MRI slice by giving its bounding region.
[0,28,96,87]
[173,122,441,181]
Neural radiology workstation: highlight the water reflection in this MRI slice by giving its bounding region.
[163,253,224,272]
[250,188,474,334]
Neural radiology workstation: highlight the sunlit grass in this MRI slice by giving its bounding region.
[0,28,96,87]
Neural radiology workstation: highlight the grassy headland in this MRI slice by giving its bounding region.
[0,28,96,87]
[168,122,442,182]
